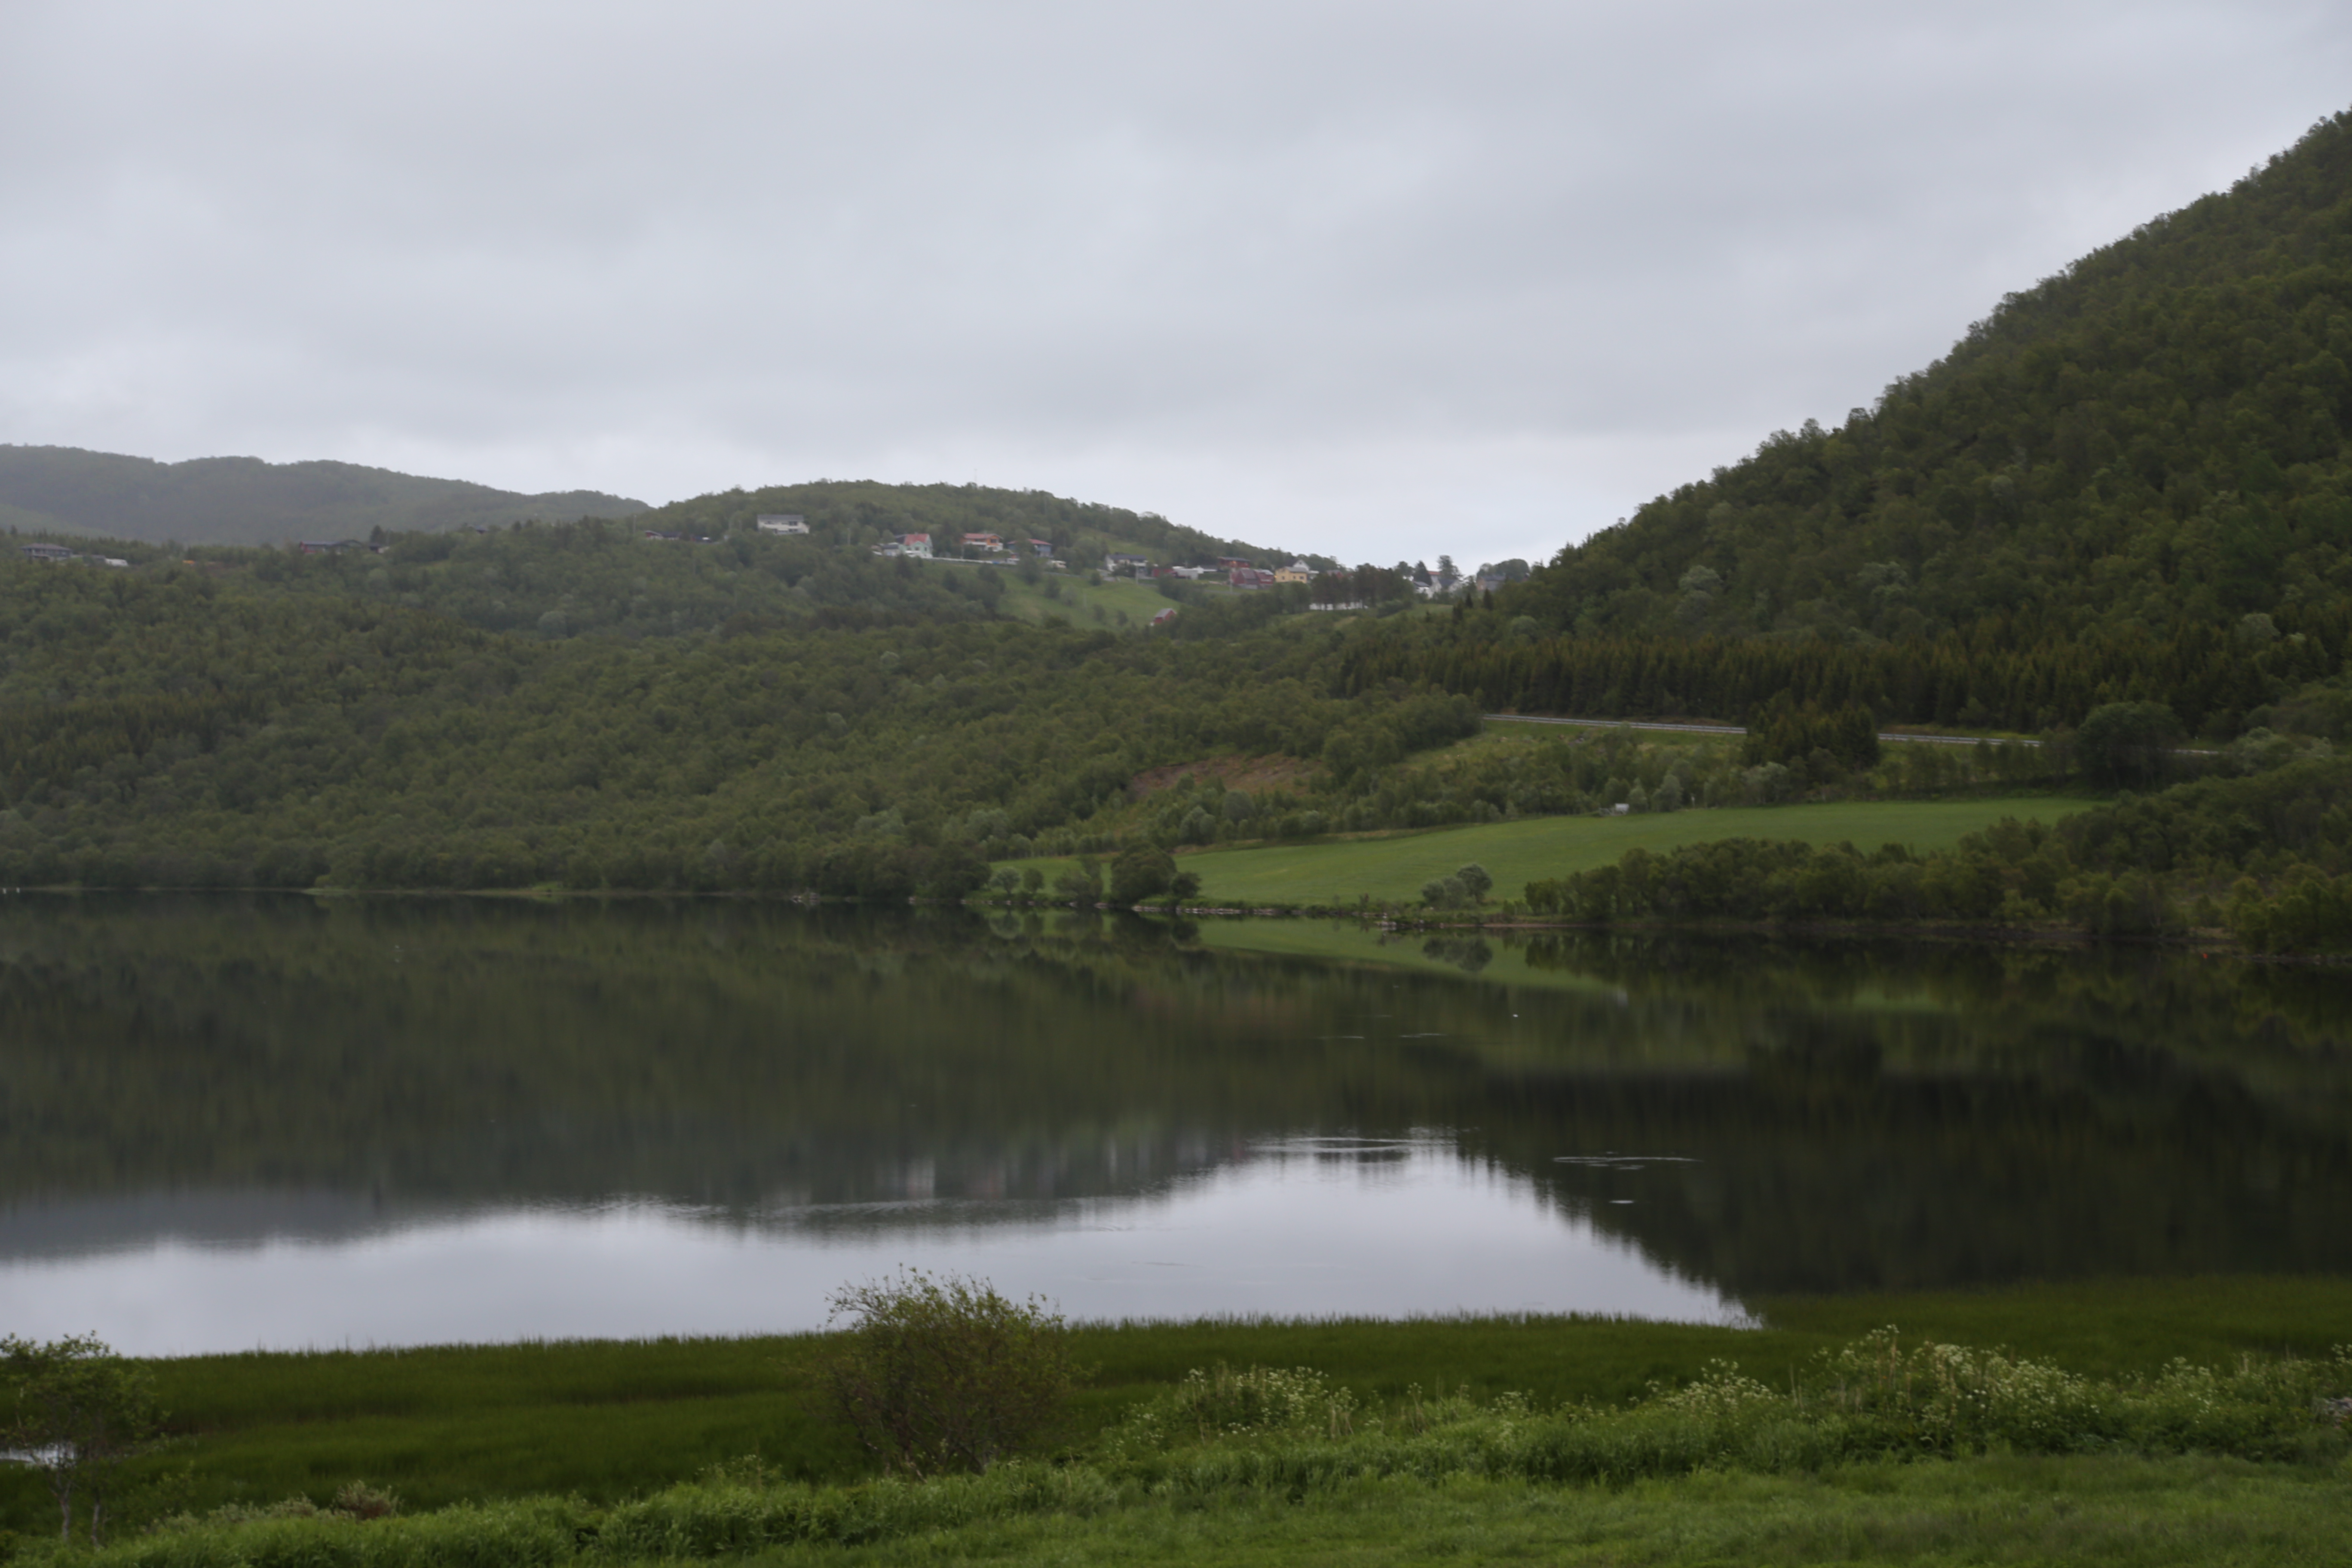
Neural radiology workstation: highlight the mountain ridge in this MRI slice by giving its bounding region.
[0,444,650,546]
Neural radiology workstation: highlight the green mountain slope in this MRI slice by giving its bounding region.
[1510,109,2352,642]
[0,445,649,546]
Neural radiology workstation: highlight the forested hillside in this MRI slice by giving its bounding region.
[0,556,1467,894]
[1509,109,2352,642]
[8,114,2352,922]
[1326,111,2352,745]
[0,446,647,546]
[223,516,1043,639]
[6,469,1330,643]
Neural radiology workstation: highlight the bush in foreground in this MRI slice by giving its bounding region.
[819,1270,1076,1479]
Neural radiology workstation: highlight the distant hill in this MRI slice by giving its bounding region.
[634,478,1331,577]
[237,477,1342,645]
[0,446,648,546]
[1508,108,2352,643]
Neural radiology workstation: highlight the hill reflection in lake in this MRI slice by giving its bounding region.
[0,895,2344,1351]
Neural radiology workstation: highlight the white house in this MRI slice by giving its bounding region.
[900,532,933,558]
[756,514,809,535]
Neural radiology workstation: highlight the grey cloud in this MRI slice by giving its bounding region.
[3,0,2349,566]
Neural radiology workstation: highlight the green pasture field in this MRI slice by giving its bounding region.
[6,1275,2342,1537]
[996,796,2092,908]
[730,1459,2350,1567]
[995,570,1174,627]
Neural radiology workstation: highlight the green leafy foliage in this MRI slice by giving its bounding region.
[2229,866,2352,952]
[1419,864,1492,909]
[1343,604,2349,737]
[1524,747,2352,946]
[1106,845,1177,903]
[0,557,1365,891]
[821,1272,1077,1479]
[1,1335,161,1545]
[1742,698,1880,771]
[2076,699,2186,787]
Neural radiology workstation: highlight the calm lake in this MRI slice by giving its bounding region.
[2,895,2346,1355]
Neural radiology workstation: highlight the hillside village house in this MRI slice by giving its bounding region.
[1229,566,1276,589]
[23,543,129,566]
[1274,560,1314,584]
[899,532,932,558]
[756,514,808,535]
[961,532,1006,554]
[1106,552,1150,576]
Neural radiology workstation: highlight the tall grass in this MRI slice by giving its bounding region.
[42,1331,2345,1568]
[1101,1332,2352,1494]
[11,1280,2350,1540]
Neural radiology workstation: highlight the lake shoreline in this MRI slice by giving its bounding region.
[7,1275,2343,1545]
[3,882,2340,963]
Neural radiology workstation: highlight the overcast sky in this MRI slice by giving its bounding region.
[3,3,2348,567]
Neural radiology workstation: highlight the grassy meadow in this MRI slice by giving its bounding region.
[994,570,1178,627]
[9,1275,2345,1543]
[995,795,2091,908]
[992,569,1291,628]
[696,1460,2351,1566]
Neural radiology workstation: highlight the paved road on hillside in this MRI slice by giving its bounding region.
[1482,714,2040,747]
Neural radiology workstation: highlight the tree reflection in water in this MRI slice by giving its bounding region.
[0,894,2345,1298]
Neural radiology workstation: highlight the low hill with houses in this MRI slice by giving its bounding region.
[622,477,1329,582]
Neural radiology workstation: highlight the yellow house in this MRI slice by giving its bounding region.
[1274,559,1314,584]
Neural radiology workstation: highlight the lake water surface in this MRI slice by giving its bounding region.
[2,896,2345,1354]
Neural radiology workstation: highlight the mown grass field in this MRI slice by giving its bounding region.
[8,1275,2342,1538]
[997,796,2092,907]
